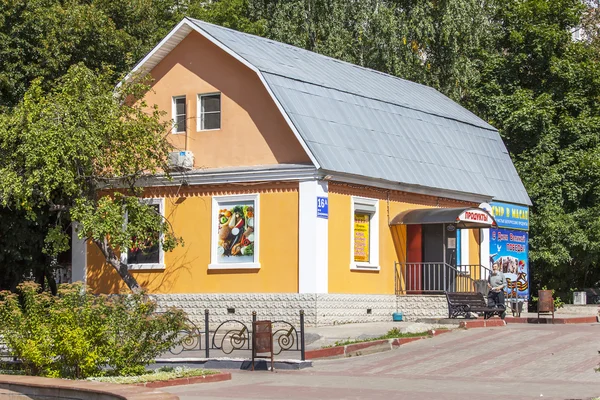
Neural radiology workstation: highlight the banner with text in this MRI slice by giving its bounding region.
[490,202,529,231]
[490,228,529,300]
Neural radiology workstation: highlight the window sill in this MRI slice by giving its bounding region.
[197,128,221,132]
[128,263,165,271]
[208,263,261,270]
[350,263,380,272]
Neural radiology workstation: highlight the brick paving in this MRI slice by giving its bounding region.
[164,323,600,400]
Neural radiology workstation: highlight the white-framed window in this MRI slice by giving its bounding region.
[197,93,221,131]
[121,198,165,270]
[172,95,186,134]
[210,194,259,270]
[350,197,380,271]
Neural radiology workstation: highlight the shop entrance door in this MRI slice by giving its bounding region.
[422,224,443,263]
[422,224,442,291]
[422,224,457,291]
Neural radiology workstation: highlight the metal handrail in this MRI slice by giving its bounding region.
[395,262,489,295]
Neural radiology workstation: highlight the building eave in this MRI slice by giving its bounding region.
[137,164,319,187]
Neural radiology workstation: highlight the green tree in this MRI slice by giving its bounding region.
[466,0,600,290]
[0,64,182,292]
[0,0,190,109]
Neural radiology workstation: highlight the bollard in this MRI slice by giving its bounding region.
[300,309,305,361]
[205,309,210,358]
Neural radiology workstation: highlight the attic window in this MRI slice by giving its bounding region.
[198,93,221,130]
[172,96,186,134]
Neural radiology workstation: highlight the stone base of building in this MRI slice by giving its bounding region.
[153,293,448,327]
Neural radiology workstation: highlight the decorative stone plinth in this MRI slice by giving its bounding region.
[152,293,448,326]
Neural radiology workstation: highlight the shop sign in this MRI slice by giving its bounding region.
[317,196,328,219]
[354,213,370,262]
[457,209,493,225]
[490,202,529,231]
[490,228,529,300]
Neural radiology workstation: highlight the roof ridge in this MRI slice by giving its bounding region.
[187,19,446,95]
[187,18,494,131]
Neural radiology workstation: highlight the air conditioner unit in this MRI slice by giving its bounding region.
[573,291,587,305]
[168,151,194,170]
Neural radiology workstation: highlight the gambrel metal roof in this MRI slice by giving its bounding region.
[131,18,531,206]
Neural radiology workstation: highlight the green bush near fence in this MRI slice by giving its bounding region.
[0,282,188,379]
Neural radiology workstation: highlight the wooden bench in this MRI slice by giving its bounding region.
[446,292,506,319]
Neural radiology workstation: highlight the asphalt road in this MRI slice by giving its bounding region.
[164,323,600,400]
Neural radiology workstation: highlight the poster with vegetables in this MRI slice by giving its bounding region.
[216,202,255,263]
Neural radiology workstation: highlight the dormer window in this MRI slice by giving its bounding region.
[172,96,186,134]
[198,93,221,130]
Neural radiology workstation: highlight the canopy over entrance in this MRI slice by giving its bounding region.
[390,207,496,229]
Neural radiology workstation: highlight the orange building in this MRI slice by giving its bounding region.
[72,18,530,325]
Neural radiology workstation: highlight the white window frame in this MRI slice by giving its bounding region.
[197,92,221,131]
[121,198,166,270]
[172,95,186,134]
[209,194,260,270]
[350,196,380,271]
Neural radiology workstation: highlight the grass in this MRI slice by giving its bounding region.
[87,366,219,384]
[321,327,441,348]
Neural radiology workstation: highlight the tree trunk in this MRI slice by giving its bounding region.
[93,238,142,293]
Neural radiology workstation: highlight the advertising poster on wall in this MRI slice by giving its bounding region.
[216,202,255,263]
[354,213,370,263]
[490,228,529,299]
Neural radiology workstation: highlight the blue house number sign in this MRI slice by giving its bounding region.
[317,197,328,219]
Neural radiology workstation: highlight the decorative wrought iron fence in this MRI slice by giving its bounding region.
[168,309,306,361]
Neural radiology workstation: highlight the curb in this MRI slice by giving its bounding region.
[505,315,599,324]
[306,329,452,360]
[0,374,177,400]
[459,319,506,329]
[134,372,231,388]
[154,358,311,370]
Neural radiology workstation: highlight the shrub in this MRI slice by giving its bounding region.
[0,282,187,378]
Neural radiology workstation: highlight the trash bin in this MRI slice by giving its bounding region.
[473,279,489,296]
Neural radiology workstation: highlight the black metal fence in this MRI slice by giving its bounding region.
[395,262,491,295]
[168,309,306,361]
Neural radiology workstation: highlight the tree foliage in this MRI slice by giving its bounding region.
[0,65,182,292]
[1,0,600,292]
[465,0,600,290]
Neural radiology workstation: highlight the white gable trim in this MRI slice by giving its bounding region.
[122,18,321,169]
[120,19,193,86]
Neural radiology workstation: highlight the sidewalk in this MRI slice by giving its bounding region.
[304,320,458,350]
[156,306,598,367]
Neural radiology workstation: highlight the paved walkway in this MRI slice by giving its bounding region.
[164,323,600,400]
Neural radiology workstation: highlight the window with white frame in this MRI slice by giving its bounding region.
[351,197,380,270]
[172,96,186,133]
[198,93,221,130]
[122,198,165,270]
[210,194,259,269]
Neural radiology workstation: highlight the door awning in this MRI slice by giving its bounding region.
[390,207,496,229]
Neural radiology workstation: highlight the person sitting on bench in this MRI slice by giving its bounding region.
[487,262,507,318]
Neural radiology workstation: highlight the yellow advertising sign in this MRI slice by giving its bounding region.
[354,213,370,263]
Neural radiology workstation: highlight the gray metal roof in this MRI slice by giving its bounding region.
[188,19,531,206]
